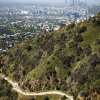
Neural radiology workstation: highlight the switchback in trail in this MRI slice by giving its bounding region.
[0,74,73,100]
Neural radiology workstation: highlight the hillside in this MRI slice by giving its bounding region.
[0,78,18,100]
[0,13,100,99]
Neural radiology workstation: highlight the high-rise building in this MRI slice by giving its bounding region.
[65,0,67,4]
[65,0,80,6]
[72,0,80,6]
[77,0,80,5]
[65,0,70,5]
[65,0,74,5]
[72,0,75,5]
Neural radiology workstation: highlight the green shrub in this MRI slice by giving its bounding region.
[78,25,87,33]
[44,96,49,100]
[60,95,67,100]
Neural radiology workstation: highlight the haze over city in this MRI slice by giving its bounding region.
[0,0,100,5]
[0,0,100,99]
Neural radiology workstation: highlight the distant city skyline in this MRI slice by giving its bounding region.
[65,0,81,5]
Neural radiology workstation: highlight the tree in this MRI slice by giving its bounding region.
[83,45,92,56]
[60,95,67,100]
[44,96,49,100]
[74,34,83,42]
[30,97,35,100]
[89,54,100,67]
[78,25,87,33]
[94,13,100,25]
[26,45,32,51]
[95,39,100,45]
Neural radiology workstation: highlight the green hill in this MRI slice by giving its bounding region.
[0,78,18,100]
[0,13,100,99]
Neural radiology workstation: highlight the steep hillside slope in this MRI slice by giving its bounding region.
[0,13,100,99]
[0,78,18,100]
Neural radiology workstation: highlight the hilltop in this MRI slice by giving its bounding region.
[0,13,100,99]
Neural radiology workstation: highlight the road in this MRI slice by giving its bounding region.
[0,74,73,100]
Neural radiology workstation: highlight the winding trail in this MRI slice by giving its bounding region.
[0,74,73,100]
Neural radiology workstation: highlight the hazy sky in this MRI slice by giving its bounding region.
[1,0,62,3]
[0,0,100,4]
